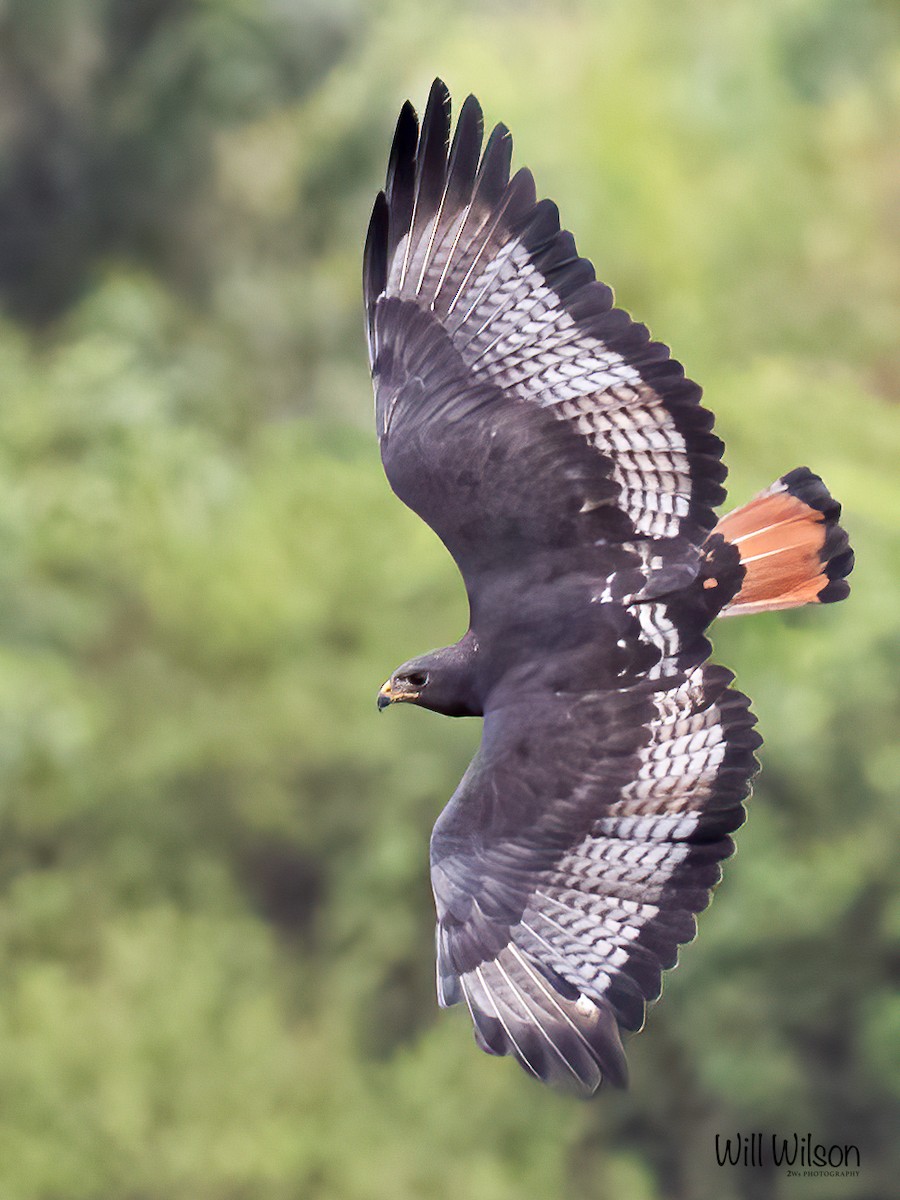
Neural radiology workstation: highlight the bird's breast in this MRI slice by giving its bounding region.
[470,567,646,704]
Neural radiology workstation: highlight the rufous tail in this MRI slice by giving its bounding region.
[710,467,854,618]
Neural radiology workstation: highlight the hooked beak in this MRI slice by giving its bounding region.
[376,677,420,711]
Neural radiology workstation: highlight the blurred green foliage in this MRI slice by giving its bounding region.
[0,1,897,1197]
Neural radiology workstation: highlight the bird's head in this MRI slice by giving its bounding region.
[377,641,481,718]
[377,661,430,709]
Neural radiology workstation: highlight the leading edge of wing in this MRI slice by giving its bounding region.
[364,80,727,554]
[429,663,762,1094]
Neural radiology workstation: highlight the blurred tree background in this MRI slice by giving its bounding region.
[0,0,897,1197]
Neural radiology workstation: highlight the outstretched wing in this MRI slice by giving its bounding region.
[430,664,760,1094]
[364,80,727,592]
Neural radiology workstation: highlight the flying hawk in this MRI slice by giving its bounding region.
[363,80,853,1094]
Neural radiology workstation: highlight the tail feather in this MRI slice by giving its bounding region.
[711,467,854,618]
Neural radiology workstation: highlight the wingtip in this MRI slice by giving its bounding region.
[422,78,452,128]
[417,77,453,179]
[387,100,419,186]
[362,190,389,334]
[427,76,451,107]
[460,91,483,122]
[398,97,418,123]
[472,121,514,207]
[487,121,513,159]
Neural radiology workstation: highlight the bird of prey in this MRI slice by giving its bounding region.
[363,80,853,1094]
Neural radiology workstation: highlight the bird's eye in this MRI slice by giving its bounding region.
[405,671,428,688]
